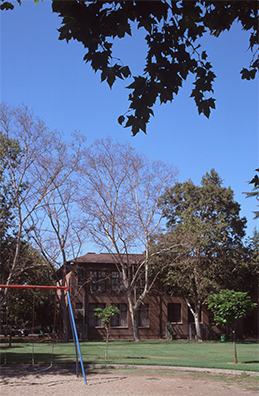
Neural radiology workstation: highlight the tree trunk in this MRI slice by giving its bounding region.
[194,312,202,342]
[61,291,69,343]
[185,298,203,342]
[105,326,109,360]
[127,293,141,342]
[132,309,140,342]
[233,327,237,363]
[61,255,69,342]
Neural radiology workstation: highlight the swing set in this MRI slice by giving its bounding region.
[0,284,87,385]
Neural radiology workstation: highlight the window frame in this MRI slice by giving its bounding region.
[111,303,128,327]
[77,268,85,286]
[168,303,182,324]
[138,304,149,327]
[90,270,106,293]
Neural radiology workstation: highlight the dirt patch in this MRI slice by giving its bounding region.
[0,365,258,396]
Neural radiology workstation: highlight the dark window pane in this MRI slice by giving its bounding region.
[111,304,127,327]
[138,304,149,327]
[168,303,181,323]
[90,271,106,292]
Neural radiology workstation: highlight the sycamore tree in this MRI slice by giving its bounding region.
[207,289,257,363]
[26,132,86,342]
[27,178,84,342]
[0,103,86,341]
[2,1,258,135]
[0,103,79,312]
[153,169,248,341]
[77,138,178,342]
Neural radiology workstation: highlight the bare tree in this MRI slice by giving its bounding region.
[27,136,87,341]
[77,138,178,341]
[0,103,80,310]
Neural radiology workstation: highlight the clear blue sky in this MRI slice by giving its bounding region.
[0,1,258,242]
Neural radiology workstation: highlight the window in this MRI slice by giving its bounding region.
[111,271,119,292]
[138,304,149,327]
[135,276,145,294]
[75,302,84,319]
[89,303,105,328]
[77,268,85,286]
[111,271,124,292]
[168,303,181,323]
[90,271,106,292]
[111,304,127,327]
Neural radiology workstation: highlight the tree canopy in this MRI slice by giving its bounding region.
[0,130,21,243]
[49,1,258,135]
[52,0,259,135]
[0,242,56,327]
[245,169,259,219]
[152,169,251,340]
[2,1,258,135]
[160,169,247,250]
[207,289,257,328]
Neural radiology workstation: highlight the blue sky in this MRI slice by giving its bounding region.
[0,1,258,242]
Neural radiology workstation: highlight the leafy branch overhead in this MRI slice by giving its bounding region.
[49,0,258,135]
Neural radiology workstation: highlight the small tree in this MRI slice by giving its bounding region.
[207,289,257,364]
[94,306,120,360]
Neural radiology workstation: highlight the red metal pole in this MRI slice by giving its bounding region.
[0,285,68,291]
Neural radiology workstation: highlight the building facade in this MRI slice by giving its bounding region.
[61,252,258,341]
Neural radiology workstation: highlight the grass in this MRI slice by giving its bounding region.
[1,339,258,372]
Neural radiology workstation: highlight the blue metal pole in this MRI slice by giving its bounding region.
[68,301,79,377]
[66,291,87,385]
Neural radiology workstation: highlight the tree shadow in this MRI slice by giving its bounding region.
[0,362,103,379]
[0,363,128,390]
[243,360,259,364]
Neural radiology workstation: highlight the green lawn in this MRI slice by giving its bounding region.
[1,339,258,372]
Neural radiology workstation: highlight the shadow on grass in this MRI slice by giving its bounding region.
[236,340,259,345]
[243,361,259,364]
[0,351,80,365]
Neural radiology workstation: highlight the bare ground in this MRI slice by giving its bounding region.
[0,365,258,396]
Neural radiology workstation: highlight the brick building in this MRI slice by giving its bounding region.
[61,252,220,341]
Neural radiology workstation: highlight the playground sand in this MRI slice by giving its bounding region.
[0,365,258,395]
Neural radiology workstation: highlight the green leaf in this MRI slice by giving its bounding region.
[0,1,14,10]
[118,115,125,125]
[240,68,257,80]
[201,51,207,60]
